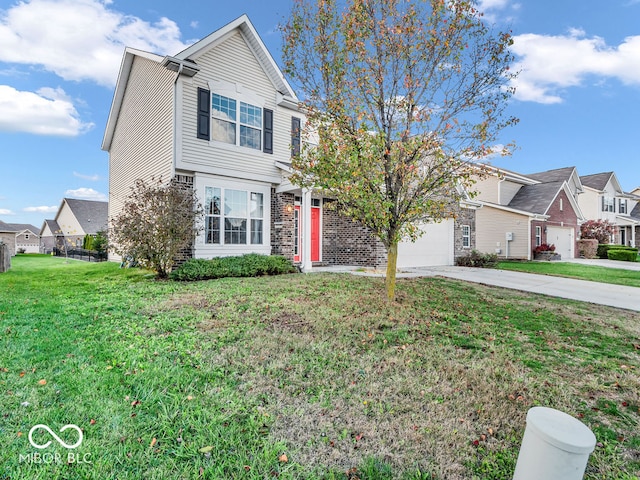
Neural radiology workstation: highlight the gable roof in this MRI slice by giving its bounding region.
[174,15,297,100]
[526,166,576,184]
[102,15,298,152]
[59,198,108,235]
[508,181,565,214]
[41,219,61,236]
[580,172,615,191]
[0,221,40,235]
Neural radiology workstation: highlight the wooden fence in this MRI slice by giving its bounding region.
[0,243,10,273]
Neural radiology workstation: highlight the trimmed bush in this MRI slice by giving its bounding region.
[170,254,297,281]
[455,250,498,268]
[597,244,637,259]
[607,249,638,262]
[577,239,598,259]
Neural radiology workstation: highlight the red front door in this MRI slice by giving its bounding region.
[294,205,321,263]
[311,207,320,262]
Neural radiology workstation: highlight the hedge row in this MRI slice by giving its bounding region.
[597,244,638,260]
[607,249,638,262]
[170,254,297,281]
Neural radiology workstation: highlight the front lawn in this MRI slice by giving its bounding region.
[1,256,639,479]
[498,260,640,288]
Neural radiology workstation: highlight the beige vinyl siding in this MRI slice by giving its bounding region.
[499,179,523,205]
[178,31,292,183]
[476,206,530,259]
[471,176,501,203]
[108,55,174,224]
[577,189,599,220]
[57,202,84,236]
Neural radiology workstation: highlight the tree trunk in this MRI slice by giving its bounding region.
[385,241,398,302]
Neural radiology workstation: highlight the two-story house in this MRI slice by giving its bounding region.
[578,172,639,247]
[102,15,478,271]
[472,166,584,260]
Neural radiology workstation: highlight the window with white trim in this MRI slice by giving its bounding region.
[204,187,264,245]
[210,94,263,150]
[602,196,615,213]
[462,225,470,248]
[619,198,628,214]
[535,226,542,247]
[197,86,273,152]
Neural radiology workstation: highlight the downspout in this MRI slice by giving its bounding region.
[172,63,184,177]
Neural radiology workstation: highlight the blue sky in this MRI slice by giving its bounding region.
[1,0,639,227]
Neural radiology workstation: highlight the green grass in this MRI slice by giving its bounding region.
[498,260,640,288]
[1,256,639,479]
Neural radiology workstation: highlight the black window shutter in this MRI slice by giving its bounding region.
[263,109,273,154]
[291,117,301,157]
[197,87,210,140]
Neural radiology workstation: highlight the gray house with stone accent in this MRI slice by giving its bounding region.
[102,15,477,270]
[0,221,40,256]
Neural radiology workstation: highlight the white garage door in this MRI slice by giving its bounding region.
[547,227,574,260]
[397,219,454,267]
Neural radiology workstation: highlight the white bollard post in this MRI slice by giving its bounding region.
[513,407,596,480]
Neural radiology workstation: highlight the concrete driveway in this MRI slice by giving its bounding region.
[315,259,640,311]
[401,264,640,312]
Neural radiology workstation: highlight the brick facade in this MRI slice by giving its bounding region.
[533,189,579,258]
[270,190,296,260]
[322,200,387,267]
[270,191,387,267]
[172,174,196,266]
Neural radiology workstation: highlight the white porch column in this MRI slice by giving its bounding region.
[301,188,313,272]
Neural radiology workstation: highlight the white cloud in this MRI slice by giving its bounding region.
[65,188,107,201]
[511,30,640,104]
[73,172,101,181]
[0,85,94,136]
[0,0,189,87]
[0,208,15,215]
[23,205,58,213]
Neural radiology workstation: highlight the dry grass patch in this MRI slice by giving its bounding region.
[177,274,640,479]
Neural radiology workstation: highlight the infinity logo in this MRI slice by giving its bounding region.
[28,424,83,449]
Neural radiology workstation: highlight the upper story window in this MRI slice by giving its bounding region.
[619,199,628,214]
[197,87,273,154]
[211,94,262,150]
[602,196,615,213]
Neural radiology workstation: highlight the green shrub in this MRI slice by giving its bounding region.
[597,244,637,259]
[607,249,638,262]
[170,254,297,281]
[455,250,498,268]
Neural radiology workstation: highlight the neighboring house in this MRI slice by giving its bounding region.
[631,187,640,248]
[0,221,41,256]
[40,198,108,253]
[578,172,640,247]
[102,15,475,270]
[39,219,63,254]
[472,166,584,260]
